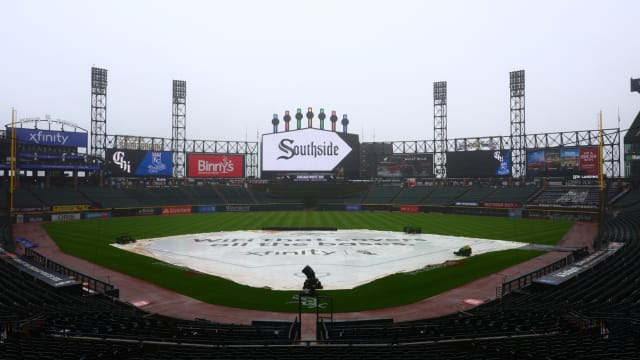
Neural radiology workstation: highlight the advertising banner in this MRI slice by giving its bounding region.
[261,128,352,172]
[225,205,250,212]
[187,154,244,178]
[195,206,217,213]
[482,202,521,208]
[137,208,159,216]
[399,205,420,213]
[376,154,433,178]
[8,127,88,147]
[446,150,511,178]
[344,204,362,211]
[161,206,192,216]
[83,211,112,219]
[106,149,173,177]
[27,214,50,223]
[579,147,599,176]
[51,213,81,222]
[53,204,89,212]
[526,147,599,178]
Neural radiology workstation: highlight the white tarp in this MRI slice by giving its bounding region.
[114,230,527,290]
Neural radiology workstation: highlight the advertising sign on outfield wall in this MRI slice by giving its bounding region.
[161,206,192,216]
[187,154,245,178]
[51,213,81,222]
[399,205,420,213]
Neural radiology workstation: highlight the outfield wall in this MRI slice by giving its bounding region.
[12,202,599,224]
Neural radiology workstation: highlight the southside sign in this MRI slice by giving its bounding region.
[262,128,352,171]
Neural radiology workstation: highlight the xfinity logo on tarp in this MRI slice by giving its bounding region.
[262,128,352,171]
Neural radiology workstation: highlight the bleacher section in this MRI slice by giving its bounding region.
[30,187,91,207]
[2,186,640,358]
[13,188,47,211]
[528,187,601,209]
[452,186,495,204]
[362,186,402,204]
[421,186,468,206]
[217,185,253,204]
[392,186,434,205]
[0,255,297,351]
[79,186,142,208]
[319,189,640,351]
[482,186,538,203]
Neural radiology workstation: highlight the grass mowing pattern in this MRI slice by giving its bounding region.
[43,212,573,312]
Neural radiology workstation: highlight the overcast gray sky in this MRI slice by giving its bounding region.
[1,0,639,143]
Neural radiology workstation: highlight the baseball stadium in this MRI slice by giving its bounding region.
[2,68,640,359]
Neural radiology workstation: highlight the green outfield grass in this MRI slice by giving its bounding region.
[42,212,573,312]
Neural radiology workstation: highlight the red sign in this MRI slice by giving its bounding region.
[187,154,245,178]
[161,206,192,216]
[400,205,420,213]
[579,147,599,176]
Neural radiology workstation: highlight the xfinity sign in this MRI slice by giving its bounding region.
[262,128,352,171]
[8,128,88,147]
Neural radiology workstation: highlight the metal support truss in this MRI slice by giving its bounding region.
[433,81,447,178]
[510,70,525,178]
[90,67,108,160]
[387,128,620,178]
[172,80,187,178]
[106,135,259,178]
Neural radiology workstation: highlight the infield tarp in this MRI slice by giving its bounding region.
[114,229,527,290]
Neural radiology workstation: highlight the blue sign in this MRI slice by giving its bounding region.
[106,149,173,177]
[195,206,217,213]
[496,150,511,176]
[9,127,88,147]
[83,212,112,219]
[135,151,173,176]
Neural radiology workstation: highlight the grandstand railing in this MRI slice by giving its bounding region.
[498,250,585,297]
[23,247,119,297]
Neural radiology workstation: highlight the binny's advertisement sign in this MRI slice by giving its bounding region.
[261,128,352,172]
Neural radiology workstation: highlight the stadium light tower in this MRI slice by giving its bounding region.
[172,80,187,179]
[433,81,447,178]
[90,67,108,161]
[510,70,525,179]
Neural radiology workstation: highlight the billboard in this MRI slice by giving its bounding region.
[261,128,360,178]
[376,154,433,178]
[105,149,173,177]
[526,147,599,178]
[187,154,244,178]
[446,150,511,177]
[7,127,88,147]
